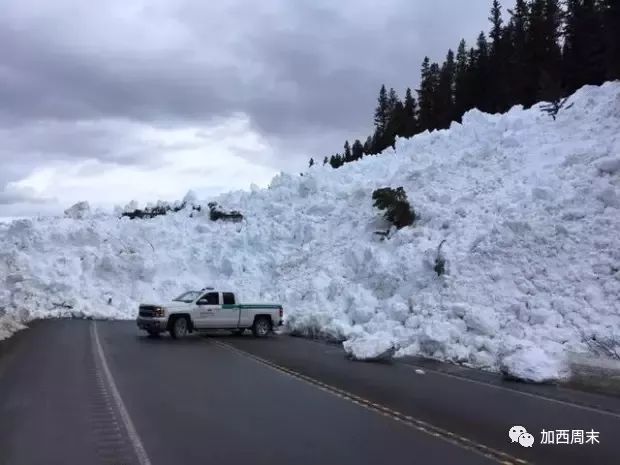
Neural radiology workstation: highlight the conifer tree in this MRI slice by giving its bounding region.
[489,0,503,47]
[488,0,508,112]
[374,85,389,137]
[401,87,418,137]
[417,57,437,131]
[508,0,531,106]
[428,62,441,129]
[363,135,373,155]
[309,158,314,168]
[352,139,364,160]
[563,0,607,93]
[540,0,563,101]
[387,88,400,115]
[602,0,620,80]
[384,88,403,148]
[454,39,471,120]
[473,32,491,111]
[437,49,456,128]
[343,141,352,162]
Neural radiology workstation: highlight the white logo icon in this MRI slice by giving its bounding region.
[509,426,534,447]
[518,432,535,448]
[509,426,528,443]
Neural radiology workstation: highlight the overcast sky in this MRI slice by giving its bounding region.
[0,0,511,217]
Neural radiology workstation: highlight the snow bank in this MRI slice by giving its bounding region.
[1,82,619,382]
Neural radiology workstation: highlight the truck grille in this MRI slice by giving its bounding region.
[139,305,157,317]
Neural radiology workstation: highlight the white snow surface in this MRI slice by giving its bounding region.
[500,345,569,383]
[343,332,397,361]
[64,201,91,220]
[1,83,620,382]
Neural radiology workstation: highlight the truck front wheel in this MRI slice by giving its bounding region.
[170,316,189,339]
[252,317,272,338]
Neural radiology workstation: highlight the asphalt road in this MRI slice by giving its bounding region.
[0,320,619,465]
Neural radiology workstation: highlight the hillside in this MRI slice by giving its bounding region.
[1,82,619,382]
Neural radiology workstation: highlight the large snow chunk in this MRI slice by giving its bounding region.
[596,156,620,175]
[418,321,454,355]
[500,347,568,383]
[343,333,397,361]
[64,201,91,219]
[183,190,198,205]
[596,186,619,208]
[464,307,500,336]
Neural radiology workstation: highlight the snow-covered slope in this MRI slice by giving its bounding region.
[2,83,620,381]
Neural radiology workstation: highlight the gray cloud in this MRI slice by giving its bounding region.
[0,0,509,214]
[0,185,54,205]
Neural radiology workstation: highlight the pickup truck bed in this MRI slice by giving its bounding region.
[222,304,281,309]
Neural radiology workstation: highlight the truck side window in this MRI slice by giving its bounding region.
[200,292,219,305]
[223,293,235,305]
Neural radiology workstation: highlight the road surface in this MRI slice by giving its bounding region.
[1,319,619,465]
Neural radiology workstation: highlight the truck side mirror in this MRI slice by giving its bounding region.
[197,299,208,305]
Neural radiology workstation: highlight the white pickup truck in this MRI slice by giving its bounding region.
[136,288,283,339]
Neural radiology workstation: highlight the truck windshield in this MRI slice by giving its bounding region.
[172,291,201,303]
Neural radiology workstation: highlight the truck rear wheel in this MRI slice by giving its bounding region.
[170,316,189,339]
[252,317,271,338]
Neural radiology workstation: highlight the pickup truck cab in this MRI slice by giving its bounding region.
[136,288,283,339]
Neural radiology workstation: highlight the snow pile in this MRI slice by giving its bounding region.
[343,333,397,361]
[1,82,620,382]
[500,346,568,383]
[64,201,91,220]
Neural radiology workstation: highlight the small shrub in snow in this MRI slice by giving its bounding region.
[208,202,244,222]
[434,240,447,276]
[540,97,572,121]
[372,229,391,241]
[434,257,446,276]
[372,187,415,229]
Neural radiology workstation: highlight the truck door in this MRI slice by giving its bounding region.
[196,292,239,329]
[220,292,241,328]
[194,291,221,329]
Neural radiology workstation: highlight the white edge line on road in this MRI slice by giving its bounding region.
[401,362,620,420]
[92,321,153,465]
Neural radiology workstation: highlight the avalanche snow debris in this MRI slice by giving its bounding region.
[64,201,91,220]
[343,332,398,361]
[1,83,620,380]
[500,345,569,383]
[596,155,620,175]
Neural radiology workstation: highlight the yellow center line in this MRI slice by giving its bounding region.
[211,340,530,465]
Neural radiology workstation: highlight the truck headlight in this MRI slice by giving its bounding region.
[153,307,166,317]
